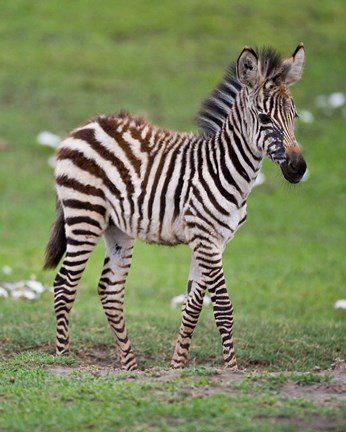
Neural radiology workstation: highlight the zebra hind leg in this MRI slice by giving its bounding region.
[54,211,105,356]
[98,225,138,371]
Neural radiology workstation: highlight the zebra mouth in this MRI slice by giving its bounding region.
[280,159,307,184]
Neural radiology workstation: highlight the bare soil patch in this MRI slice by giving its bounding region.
[0,139,9,150]
[45,356,346,408]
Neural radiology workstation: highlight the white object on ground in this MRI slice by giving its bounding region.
[170,294,186,309]
[170,294,211,309]
[48,155,57,168]
[37,131,61,148]
[0,279,47,300]
[328,92,345,108]
[253,171,266,187]
[335,299,346,310]
[203,296,211,306]
[11,288,38,300]
[315,93,345,110]
[26,280,45,294]
[299,110,314,123]
[2,265,13,275]
[0,287,9,298]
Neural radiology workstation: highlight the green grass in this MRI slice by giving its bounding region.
[0,0,345,431]
[0,354,344,432]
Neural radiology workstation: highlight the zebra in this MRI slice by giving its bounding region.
[44,44,307,371]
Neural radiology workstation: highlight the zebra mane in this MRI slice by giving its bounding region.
[196,46,283,138]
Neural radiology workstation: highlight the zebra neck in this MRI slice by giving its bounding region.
[212,120,264,199]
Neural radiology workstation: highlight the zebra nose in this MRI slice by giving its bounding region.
[288,157,306,174]
[281,154,307,183]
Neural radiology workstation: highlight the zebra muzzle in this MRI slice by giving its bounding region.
[280,154,307,184]
[266,130,286,165]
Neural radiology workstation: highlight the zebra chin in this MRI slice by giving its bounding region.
[280,157,307,184]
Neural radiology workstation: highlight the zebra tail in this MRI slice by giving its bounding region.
[43,201,66,270]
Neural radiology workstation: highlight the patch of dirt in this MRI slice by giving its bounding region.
[280,359,346,406]
[280,380,346,407]
[72,346,119,367]
[257,414,342,432]
[0,139,9,150]
[45,356,346,409]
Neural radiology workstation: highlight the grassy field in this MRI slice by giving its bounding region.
[0,0,345,430]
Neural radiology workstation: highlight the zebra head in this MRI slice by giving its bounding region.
[237,44,307,184]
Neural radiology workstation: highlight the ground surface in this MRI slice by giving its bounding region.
[43,358,346,431]
[46,357,346,408]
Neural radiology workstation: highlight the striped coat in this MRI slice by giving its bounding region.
[45,44,307,370]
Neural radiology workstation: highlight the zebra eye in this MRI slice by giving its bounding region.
[259,113,272,124]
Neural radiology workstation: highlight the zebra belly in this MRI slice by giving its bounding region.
[107,196,188,246]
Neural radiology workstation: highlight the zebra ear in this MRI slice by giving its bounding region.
[237,47,259,88]
[281,43,305,85]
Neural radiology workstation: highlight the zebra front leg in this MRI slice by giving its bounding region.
[195,248,237,370]
[98,225,138,371]
[171,255,205,368]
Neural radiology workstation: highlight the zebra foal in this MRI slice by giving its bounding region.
[44,44,307,371]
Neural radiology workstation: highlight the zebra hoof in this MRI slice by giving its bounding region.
[121,357,139,371]
[122,363,138,372]
[226,365,238,372]
[56,350,70,356]
[170,360,186,369]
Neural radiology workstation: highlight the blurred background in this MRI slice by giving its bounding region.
[0,0,345,367]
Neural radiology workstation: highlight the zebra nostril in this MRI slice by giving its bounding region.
[288,156,307,175]
[288,161,299,173]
